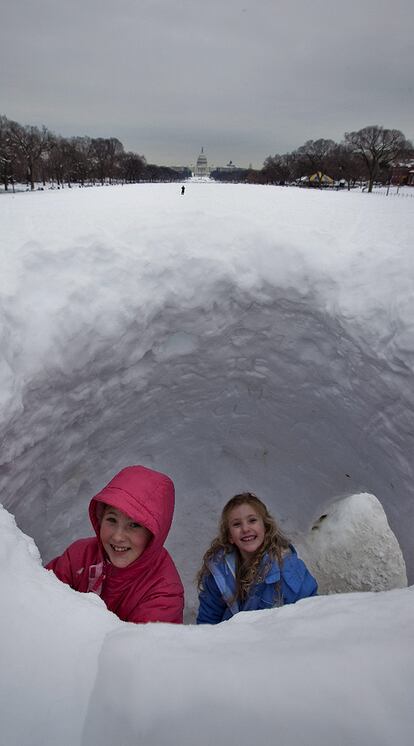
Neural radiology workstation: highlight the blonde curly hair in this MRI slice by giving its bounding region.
[197,493,290,601]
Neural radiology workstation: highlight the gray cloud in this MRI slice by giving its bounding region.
[1,0,413,168]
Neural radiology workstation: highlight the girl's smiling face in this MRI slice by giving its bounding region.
[227,502,266,560]
[100,505,152,568]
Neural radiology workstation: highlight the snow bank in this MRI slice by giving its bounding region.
[84,589,414,746]
[1,505,413,746]
[0,505,120,746]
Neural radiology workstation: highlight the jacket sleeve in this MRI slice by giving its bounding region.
[128,581,184,624]
[281,555,318,604]
[46,548,76,588]
[45,538,93,592]
[196,572,227,625]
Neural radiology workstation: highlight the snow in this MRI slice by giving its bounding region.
[1,504,413,746]
[1,182,413,593]
[0,506,119,746]
[84,589,413,746]
[298,493,407,594]
[0,181,413,743]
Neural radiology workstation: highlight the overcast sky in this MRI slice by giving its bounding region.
[1,0,413,169]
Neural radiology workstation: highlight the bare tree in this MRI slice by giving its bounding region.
[46,136,73,187]
[0,116,15,190]
[120,151,146,183]
[70,137,92,185]
[90,137,124,185]
[294,138,336,183]
[326,144,362,189]
[344,126,412,193]
[106,137,124,183]
[262,154,293,184]
[89,138,108,185]
[7,122,53,190]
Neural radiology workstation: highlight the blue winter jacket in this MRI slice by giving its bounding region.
[196,545,317,624]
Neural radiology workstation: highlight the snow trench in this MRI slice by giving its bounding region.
[1,281,412,596]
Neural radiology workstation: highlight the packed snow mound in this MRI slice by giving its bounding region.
[0,182,413,596]
[1,504,413,746]
[299,493,407,594]
[0,505,120,746]
[84,591,414,746]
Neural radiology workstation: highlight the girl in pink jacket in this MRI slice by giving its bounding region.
[47,465,184,624]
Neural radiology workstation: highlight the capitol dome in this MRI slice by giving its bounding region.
[195,147,209,176]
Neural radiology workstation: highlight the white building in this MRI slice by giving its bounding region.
[213,160,240,174]
[195,147,209,176]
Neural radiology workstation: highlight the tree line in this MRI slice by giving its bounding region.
[211,126,413,193]
[1,116,412,194]
[0,115,191,191]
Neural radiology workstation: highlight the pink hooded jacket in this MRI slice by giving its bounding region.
[47,466,184,624]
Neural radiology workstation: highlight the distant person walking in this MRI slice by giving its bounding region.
[181,185,185,195]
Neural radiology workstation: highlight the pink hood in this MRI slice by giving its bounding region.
[47,465,184,623]
[89,465,175,566]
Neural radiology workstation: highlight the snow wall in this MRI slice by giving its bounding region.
[1,505,413,746]
[0,182,413,602]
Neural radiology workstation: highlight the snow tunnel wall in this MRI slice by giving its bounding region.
[0,184,413,601]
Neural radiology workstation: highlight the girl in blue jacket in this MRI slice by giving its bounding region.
[196,492,317,624]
